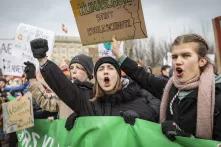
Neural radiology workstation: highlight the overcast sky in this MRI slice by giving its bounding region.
[0,0,220,43]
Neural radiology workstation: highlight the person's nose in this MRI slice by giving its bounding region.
[103,67,108,75]
[175,56,183,65]
[71,67,77,74]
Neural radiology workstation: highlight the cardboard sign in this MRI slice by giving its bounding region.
[70,0,147,45]
[213,16,221,73]
[0,40,23,76]
[2,92,34,133]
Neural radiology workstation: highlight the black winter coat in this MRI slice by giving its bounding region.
[166,83,221,141]
[40,60,158,122]
[121,57,221,141]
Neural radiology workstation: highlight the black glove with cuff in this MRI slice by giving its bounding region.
[161,121,191,141]
[65,113,79,131]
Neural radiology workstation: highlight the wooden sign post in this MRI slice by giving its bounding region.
[213,16,221,73]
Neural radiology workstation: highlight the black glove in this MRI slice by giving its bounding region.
[24,61,36,80]
[30,38,48,58]
[161,121,191,141]
[65,113,78,131]
[120,110,139,125]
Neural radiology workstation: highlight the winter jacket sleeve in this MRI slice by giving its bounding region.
[140,89,160,117]
[40,60,88,114]
[120,57,167,99]
[29,79,58,112]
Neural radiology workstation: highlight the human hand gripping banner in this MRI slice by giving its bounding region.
[17,117,221,147]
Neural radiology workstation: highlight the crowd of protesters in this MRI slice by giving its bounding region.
[0,33,221,146]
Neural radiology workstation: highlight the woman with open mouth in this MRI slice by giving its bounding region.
[29,38,160,129]
[91,56,159,123]
[112,34,221,141]
[160,34,221,141]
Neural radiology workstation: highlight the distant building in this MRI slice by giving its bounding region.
[51,35,98,65]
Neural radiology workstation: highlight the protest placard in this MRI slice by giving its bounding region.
[12,23,55,76]
[70,0,147,45]
[213,16,221,73]
[0,23,55,76]
[14,23,55,58]
[0,40,13,56]
[0,39,23,76]
[1,55,25,76]
[2,92,34,133]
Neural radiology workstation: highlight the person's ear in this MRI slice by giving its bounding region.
[199,57,207,67]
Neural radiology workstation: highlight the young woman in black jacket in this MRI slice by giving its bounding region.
[29,38,159,127]
[112,34,221,141]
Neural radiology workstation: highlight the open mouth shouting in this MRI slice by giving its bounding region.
[72,77,77,81]
[104,77,110,87]
[175,67,183,78]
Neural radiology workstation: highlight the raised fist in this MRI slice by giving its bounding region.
[30,38,48,58]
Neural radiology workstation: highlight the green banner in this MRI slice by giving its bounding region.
[17,117,221,147]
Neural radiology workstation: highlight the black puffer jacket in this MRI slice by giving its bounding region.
[40,60,158,122]
[120,57,221,141]
[139,88,160,121]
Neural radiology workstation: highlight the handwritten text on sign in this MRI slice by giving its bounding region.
[2,93,34,133]
[70,0,147,45]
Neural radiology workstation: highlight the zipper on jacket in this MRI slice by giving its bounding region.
[170,90,180,115]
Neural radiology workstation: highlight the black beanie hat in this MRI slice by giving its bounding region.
[94,56,121,79]
[69,54,94,80]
